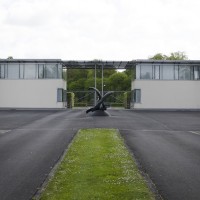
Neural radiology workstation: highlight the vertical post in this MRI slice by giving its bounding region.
[94,64,97,105]
[102,64,104,96]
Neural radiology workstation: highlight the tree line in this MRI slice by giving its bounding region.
[67,51,187,92]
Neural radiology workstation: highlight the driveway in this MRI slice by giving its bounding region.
[0,109,200,200]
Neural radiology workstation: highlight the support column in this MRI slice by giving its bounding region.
[102,64,104,96]
[94,64,97,105]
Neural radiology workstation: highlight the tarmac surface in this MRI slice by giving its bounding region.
[0,109,200,200]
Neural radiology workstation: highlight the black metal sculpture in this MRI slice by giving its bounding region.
[86,87,114,114]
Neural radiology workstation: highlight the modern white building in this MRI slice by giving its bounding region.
[0,59,66,109]
[1,59,200,110]
[132,60,200,110]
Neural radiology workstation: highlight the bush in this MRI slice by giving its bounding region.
[124,92,131,109]
[67,92,75,108]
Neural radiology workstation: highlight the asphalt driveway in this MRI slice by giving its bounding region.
[0,109,200,200]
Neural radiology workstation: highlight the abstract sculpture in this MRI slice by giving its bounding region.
[86,87,114,114]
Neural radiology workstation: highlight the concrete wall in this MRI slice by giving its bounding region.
[0,79,66,109]
[132,80,200,109]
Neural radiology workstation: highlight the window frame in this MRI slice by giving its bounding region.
[57,88,63,102]
[133,89,141,103]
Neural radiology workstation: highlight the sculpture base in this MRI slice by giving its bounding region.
[89,110,110,117]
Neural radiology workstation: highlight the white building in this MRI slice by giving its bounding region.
[0,59,66,109]
[132,60,200,110]
[1,59,200,110]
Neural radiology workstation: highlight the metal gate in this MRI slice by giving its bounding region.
[68,90,131,108]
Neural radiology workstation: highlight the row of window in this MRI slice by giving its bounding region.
[136,64,200,80]
[0,63,62,79]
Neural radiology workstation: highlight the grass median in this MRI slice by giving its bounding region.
[39,128,155,200]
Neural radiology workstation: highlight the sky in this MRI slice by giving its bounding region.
[0,0,200,60]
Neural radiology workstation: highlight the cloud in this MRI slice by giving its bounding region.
[0,0,200,60]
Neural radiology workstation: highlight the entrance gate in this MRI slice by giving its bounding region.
[63,61,134,109]
[68,90,131,108]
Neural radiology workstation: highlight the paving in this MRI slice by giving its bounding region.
[0,109,200,200]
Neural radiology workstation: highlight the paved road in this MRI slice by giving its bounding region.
[0,109,200,200]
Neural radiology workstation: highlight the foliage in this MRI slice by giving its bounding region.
[7,56,13,59]
[124,91,131,109]
[67,92,75,108]
[39,129,155,200]
[149,51,188,60]
[67,69,132,92]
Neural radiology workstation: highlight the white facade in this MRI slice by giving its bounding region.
[0,60,67,109]
[132,80,200,109]
[132,61,200,110]
[0,79,66,109]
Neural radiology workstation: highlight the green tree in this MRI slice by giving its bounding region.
[149,51,188,60]
[167,52,188,60]
[7,56,13,59]
[108,72,130,91]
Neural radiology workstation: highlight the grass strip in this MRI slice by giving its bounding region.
[39,128,155,200]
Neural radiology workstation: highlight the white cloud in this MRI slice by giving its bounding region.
[0,0,200,60]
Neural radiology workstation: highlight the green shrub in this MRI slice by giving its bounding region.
[67,92,75,108]
[124,91,131,109]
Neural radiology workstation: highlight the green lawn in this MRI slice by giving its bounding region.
[39,129,155,200]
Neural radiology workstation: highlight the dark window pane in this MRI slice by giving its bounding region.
[134,89,141,103]
[57,88,63,102]
[38,64,44,79]
[136,65,140,79]
[141,65,152,79]
[194,66,200,80]
[0,65,5,78]
[45,64,57,79]
[58,65,62,79]
[179,66,191,80]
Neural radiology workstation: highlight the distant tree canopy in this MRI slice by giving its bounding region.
[67,51,187,92]
[7,56,13,59]
[149,51,188,60]
[67,68,132,91]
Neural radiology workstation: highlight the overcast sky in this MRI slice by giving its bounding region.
[0,0,199,60]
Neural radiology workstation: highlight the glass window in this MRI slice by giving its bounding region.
[136,65,140,79]
[38,64,44,79]
[179,66,191,80]
[57,88,63,102]
[194,66,200,80]
[20,64,24,79]
[154,65,160,79]
[175,65,179,80]
[162,65,174,80]
[140,65,152,79]
[190,66,194,80]
[45,64,57,79]
[58,64,62,79]
[133,89,141,103]
[7,64,19,79]
[0,65,5,78]
[24,64,37,79]
[63,90,67,102]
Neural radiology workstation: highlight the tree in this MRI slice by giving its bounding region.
[149,53,167,60]
[7,56,13,59]
[149,51,188,60]
[108,72,130,91]
[167,52,188,60]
